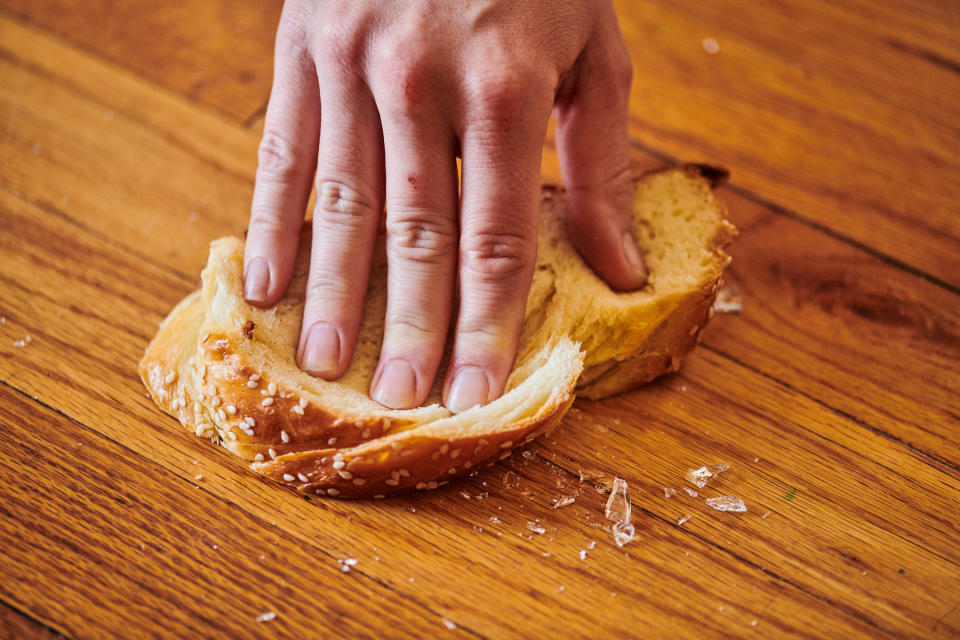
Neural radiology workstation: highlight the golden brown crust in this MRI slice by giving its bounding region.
[578,169,737,399]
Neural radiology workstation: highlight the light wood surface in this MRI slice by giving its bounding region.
[1,2,958,638]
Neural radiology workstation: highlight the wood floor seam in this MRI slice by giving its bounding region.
[702,344,960,476]
[626,139,960,298]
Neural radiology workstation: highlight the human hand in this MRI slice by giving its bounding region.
[243,0,646,413]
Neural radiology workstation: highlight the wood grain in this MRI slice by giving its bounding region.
[614,0,960,288]
[0,385,473,639]
[2,1,959,638]
[0,1,280,122]
[0,172,883,639]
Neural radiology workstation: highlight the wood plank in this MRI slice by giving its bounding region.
[704,187,960,467]
[0,602,64,639]
[0,189,884,638]
[0,1,279,122]
[0,387,473,639]
[614,0,960,288]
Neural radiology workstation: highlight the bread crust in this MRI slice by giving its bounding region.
[139,165,735,497]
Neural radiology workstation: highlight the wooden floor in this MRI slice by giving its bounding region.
[1,1,958,638]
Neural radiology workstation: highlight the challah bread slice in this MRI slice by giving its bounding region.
[139,164,735,498]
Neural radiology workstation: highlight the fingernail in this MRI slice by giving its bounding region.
[621,230,647,279]
[371,359,418,409]
[446,366,490,413]
[244,258,270,304]
[299,323,341,376]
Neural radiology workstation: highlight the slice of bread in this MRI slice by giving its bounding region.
[139,165,736,498]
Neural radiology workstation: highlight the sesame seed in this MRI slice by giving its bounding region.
[374,494,386,499]
[327,488,340,496]
[227,431,238,441]
[361,428,371,438]
[352,478,366,486]
[268,448,277,459]
[333,452,344,461]
[398,469,410,477]
[246,380,258,388]
[177,395,186,407]
[280,430,290,443]
[217,409,227,422]
[198,365,206,379]
[250,374,260,382]
[291,405,304,415]
[262,397,274,407]
[164,371,177,385]
[426,481,438,489]
[242,427,254,436]
[205,383,216,396]
[225,404,237,415]
[267,382,277,396]
[450,449,461,459]
[478,438,489,447]
[170,398,180,410]
[297,473,309,483]
[500,440,513,449]
[327,437,338,445]
[499,451,511,460]
[200,333,210,343]
[463,461,472,469]
[415,482,427,490]
[282,473,296,482]
[245,417,256,427]
[254,453,264,462]
[385,479,399,486]
[439,443,449,455]
[211,397,221,407]
[338,470,353,480]
[194,424,207,436]
[299,397,308,408]
[332,461,345,469]
[193,401,202,413]
[448,468,457,475]
[430,451,440,460]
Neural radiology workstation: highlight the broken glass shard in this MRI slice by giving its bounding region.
[552,495,576,509]
[527,521,546,535]
[663,487,677,498]
[685,463,730,488]
[612,521,635,547]
[713,284,742,314]
[706,496,747,512]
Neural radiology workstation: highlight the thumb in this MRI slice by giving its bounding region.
[555,16,647,291]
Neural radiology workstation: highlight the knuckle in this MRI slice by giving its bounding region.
[386,311,442,341]
[386,215,458,266]
[248,208,297,240]
[467,63,549,119]
[315,20,361,64]
[304,273,357,311]
[373,37,430,111]
[257,130,307,183]
[315,181,377,226]
[461,230,533,284]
